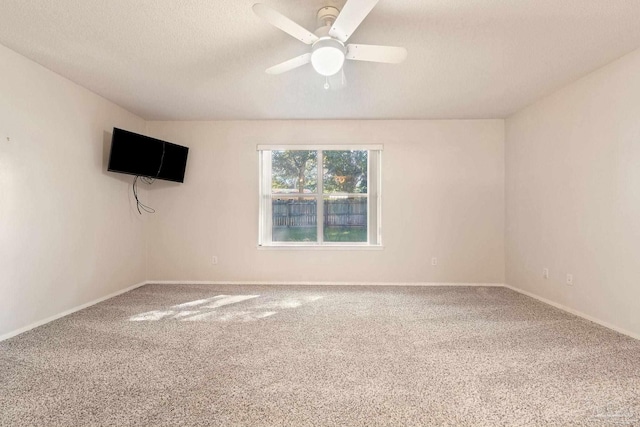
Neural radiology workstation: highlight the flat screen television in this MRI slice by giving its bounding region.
[108,128,189,183]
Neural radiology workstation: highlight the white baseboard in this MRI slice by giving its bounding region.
[0,281,147,343]
[504,284,640,341]
[147,280,505,287]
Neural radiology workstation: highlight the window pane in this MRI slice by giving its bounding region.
[323,196,367,242]
[323,150,367,194]
[271,150,317,194]
[272,197,318,242]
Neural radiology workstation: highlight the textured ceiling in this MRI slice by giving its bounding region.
[0,0,639,120]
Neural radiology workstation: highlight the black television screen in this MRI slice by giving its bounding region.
[108,128,189,183]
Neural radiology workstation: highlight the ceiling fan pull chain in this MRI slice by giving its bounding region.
[324,77,330,90]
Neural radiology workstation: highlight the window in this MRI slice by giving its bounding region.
[258,145,382,248]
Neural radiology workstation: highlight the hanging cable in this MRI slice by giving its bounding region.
[133,176,155,214]
[132,142,166,214]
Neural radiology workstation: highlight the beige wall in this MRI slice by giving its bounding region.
[506,48,640,336]
[0,44,147,337]
[145,120,505,284]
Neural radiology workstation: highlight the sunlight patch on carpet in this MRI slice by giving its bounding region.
[129,293,323,322]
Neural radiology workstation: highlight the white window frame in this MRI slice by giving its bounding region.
[258,145,382,249]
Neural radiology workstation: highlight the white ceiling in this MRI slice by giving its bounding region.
[1,0,639,120]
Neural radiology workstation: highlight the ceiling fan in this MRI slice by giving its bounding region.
[252,0,407,85]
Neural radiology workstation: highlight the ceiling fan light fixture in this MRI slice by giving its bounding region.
[311,37,346,76]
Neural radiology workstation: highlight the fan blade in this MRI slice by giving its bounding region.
[253,3,318,45]
[266,53,311,75]
[346,44,407,63]
[328,0,379,42]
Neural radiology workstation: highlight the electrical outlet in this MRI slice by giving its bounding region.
[431,257,438,266]
[212,256,218,265]
[566,274,573,286]
[543,268,549,279]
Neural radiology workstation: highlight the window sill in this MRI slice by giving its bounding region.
[257,245,384,251]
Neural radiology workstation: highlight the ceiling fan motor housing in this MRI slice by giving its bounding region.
[316,6,340,28]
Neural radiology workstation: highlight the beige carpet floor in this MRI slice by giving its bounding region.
[1,284,639,426]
